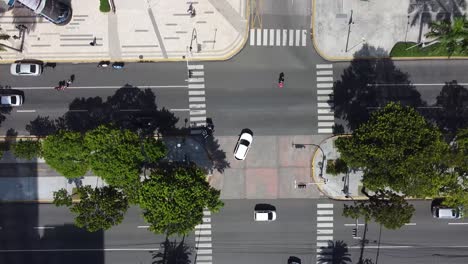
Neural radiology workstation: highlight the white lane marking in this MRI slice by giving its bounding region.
[249,28,255,45]
[203,217,211,223]
[190,71,204,77]
[317,216,334,222]
[282,29,288,46]
[190,110,206,115]
[196,122,206,127]
[318,204,334,208]
[317,236,333,241]
[317,223,333,228]
[33,226,55,230]
[195,230,211,235]
[188,83,205,89]
[190,116,206,122]
[276,29,281,45]
[15,85,187,90]
[188,97,205,102]
[269,29,275,46]
[263,28,268,46]
[197,249,212,254]
[288,29,294,46]
[189,104,206,109]
[295,29,300,46]
[318,102,334,108]
[169,109,190,112]
[0,248,160,252]
[188,77,204,83]
[16,110,36,113]
[188,65,204,70]
[256,28,262,46]
[196,243,212,248]
[318,109,333,114]
[203,211,211,216]
[317,210,334,215]
[189,90,205,96]
[318,122,335,127]
[137,225,150,228]
[317,229,333,235]
[195,236,212,242]
[301,29,307,46]
[316,242,329,247]
[404,223,417,226]
[316,64,333,69]
[317,89,333,95]
[318,128,333,133]
[317,70,333,75]
[197,255,213,261]
[448,222,468,225]
[317,83,334,88]
[195,224,212,229]
[318,115,334,121]
[344,223,366,226]
[317,96,332,101]
[317,77,333,82]
[317,248,333,253]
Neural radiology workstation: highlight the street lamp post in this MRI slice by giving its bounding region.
[291,142,327,182]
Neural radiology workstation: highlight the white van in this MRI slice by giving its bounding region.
[254,210,276,222]
[432,206,463,219]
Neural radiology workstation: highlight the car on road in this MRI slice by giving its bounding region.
[288,256,301,264]
[10,63,42,76]
[0,95,23,106]
[234,130,253,160]
[432,205,463,219]
[254,210,276,222]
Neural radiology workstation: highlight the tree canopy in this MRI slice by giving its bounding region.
[425,17,468,56]
[11,139,42,160]
[53,186,129,232]
[138,165,223,236]
[42,131,90,178]
[336,102,450,197]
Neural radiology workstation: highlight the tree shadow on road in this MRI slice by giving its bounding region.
[334,44,425,131]
[317,240,351,264]
[152,236,192,264]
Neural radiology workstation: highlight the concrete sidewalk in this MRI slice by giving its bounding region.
[0,0,248,62]
[313,0,467,60]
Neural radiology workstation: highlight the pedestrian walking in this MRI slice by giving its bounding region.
[187,3,193,13]
[89,37,97,46]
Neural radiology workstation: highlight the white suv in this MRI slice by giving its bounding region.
[254,210,276,222]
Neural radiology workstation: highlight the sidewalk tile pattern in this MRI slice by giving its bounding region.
[316,203,334,264]
[249,28,308,47]
[316,64,334,134]
[188,64,207,129]
[195,209,213,264]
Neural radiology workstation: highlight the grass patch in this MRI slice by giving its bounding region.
[390,41,468,57]
[99,0,111,13]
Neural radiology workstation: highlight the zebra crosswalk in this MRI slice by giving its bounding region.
[195,210,213,264]
[187,64,208,131]
[249,28,308,47]
[316,64,335,134]
[316,203,334,264]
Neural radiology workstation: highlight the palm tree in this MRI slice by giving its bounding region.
[425,16,468,55]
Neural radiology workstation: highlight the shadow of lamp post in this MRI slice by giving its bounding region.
[291,142,328,187]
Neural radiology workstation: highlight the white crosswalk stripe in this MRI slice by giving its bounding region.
[316,204,334,264]
[316,64,335,134]
[195,209,214,264]
[187,64,209,132]
[249,28,308,47]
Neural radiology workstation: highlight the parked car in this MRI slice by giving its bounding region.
[288,256,302,264]
[10,63,42,76]
[254,210,276,222]
[234,130,253,160]
[432,205,463,219]
[0,95,23,106]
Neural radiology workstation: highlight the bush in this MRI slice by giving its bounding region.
[99,0,111,13]
[326,158,348,176]
[0,34,10,40]
[11,139,42,160]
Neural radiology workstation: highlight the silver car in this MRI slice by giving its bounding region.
[10,63,42,76]
[432,206,463,219]
[0,95,23,106]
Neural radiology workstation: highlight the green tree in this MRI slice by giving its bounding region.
[326,158,348,176]
[84,125,144,188]
[425,17,468,56]
[138,165,223,236]
[11,139,42,159]
[42,131,90,178]
[58,185,129,232]
[142,137,167,164]
[343,190,415,230]
[336,102,450,197]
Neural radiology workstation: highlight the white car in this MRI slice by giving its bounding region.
[254,210,277,222]
[234,131,253,160]
[10,63,42,76]
[0,95,23,106]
